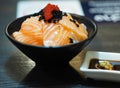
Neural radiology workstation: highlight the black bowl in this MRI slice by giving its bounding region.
[5,13,97,68]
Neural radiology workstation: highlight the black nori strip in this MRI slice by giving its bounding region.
[37,9,63,23]
[69,38,73,43]
[63,12,67,16]
[32,13,39,16]
[36,8,77,24]
[69,19,79,27]
[76,24,79,27]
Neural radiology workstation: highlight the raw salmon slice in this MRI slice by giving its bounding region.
[59,14,88,41]
[43,23,70,46]
[12,32,43,46]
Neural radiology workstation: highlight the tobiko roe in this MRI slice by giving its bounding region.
[43,3,60,21]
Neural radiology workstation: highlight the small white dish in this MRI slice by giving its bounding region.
[80,51,120,82]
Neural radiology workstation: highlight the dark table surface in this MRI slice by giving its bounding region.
[1,0,120,88]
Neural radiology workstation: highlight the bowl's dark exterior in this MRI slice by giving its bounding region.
[5,14,97,68]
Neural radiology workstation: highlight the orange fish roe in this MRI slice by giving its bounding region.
[43,3,60,21]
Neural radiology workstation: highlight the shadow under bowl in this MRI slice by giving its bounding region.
[5,13,97,68]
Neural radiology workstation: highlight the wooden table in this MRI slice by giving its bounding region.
[1,0,120,88]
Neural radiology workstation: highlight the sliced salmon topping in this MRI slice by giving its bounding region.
[19,16,43,43]
[12,32,43,46]
[59,14,88,41]
[44,27,70,46]
[12,13,88,47]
